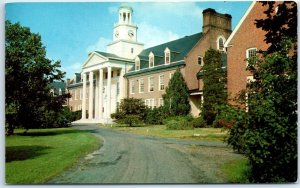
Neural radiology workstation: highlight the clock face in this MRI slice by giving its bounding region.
[115,30,119,38]
[128,30,134,38]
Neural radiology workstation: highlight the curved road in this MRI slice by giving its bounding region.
[48,124,243,184]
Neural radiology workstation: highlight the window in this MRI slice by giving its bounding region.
[159,75,164,90]
[75,90,78,100]
[117,82,120,95]
[105,72,108,79]
[117,70,120,77]
[145,99,156,108]
[159,98,164,106]
[148,76,154,92]
[217,36,226,51]
[80,89,82,100]
[149,53,154,68]
[198,56,203,66]
[130,80,135,94]
[139,78,144,93]
[165,52,170,64]
[135,59,140,71]
[131,48,134,54]
[246,48,257,67]
[165,48,170,64]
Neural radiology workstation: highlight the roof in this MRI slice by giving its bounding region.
[127,32,202,74]
[94,51,134,63]
[50,81,66,94]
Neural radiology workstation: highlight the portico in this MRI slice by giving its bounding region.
[73,51,132,124]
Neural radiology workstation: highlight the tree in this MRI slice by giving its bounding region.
[5,21,68,135]
[111,98,146,127]
[224,2,297,182]
[162,69,190,116]
[202,49,227,125]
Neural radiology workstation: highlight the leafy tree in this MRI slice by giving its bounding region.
[5,21,68,135]
[162,69,190,116]
[223,2,297,182]
[202,49,227,125]
[111,98,146,127]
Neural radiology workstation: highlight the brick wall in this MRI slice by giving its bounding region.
[226,2,270,104]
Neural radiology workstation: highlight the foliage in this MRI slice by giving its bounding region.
[5,21,69,135]
[6,128,100,184]
[111,98,146,126]
[145,106,166,125]
[162,69,191,116]
[224,2,297,182]
[202,49,227,126]
[164,116,194,130]
[189,117,207,128]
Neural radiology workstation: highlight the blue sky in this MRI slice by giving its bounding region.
[5,1,252,79]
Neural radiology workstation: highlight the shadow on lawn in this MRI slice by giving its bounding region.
[6,145,52,162]
[16,128,89,136]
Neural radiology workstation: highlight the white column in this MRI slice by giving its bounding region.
[88,71,94,119]
[95,73,99,119]
[99,69,103,119]
[107,67,112,118]
[81,73,87,120]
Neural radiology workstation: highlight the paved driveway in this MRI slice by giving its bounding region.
[48,124,243,184]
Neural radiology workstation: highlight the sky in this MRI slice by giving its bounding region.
[5,1,252,80]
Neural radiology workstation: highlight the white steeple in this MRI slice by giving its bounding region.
[107,5,144,59]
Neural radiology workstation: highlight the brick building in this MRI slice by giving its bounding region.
[68,5,232,124]
[225,1,270,104]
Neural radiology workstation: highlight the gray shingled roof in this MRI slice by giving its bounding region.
[128,32,202,73]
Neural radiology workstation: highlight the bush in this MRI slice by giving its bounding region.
[164,116,194,130]
[145,106,165,125]
[190,117,207,128]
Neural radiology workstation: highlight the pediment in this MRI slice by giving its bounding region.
[82,52,109,68]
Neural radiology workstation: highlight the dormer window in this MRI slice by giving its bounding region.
[164,48,170,64]
[217,36,226,51]
[135,57,140,71]
[149,52,154,68]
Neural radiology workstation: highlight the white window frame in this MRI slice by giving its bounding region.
[148,76,154,92]
[139,78,144,93]
[217,35,226,51]
[135,57,140,71]
[198,56,204,66]
[164,48,170,64]
[159,75,164,91]
[149,52,154,68]
[246,48,257,67]
[130,80,135,94]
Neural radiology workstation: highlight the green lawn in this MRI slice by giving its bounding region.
[5,128,101,184]
[103,124,227,141]
[221,158,250,183]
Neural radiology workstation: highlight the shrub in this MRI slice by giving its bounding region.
[164,116,194,130]
[190,117,207,128]
[145,106,165,125]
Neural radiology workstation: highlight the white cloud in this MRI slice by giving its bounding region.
[85,37,111,53]
[137,21,179,48]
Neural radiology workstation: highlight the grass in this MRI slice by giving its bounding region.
[5,128,101,184]
[221,158,250,183]
[103,124,227,141]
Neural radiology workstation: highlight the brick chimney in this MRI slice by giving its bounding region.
[202,8,232,34]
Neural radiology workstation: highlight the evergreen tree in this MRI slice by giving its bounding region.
[162,69,190,116]
[202,48,227,125]
[5,21,68,135]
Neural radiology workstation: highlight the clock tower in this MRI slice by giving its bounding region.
[107,5,144,59]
